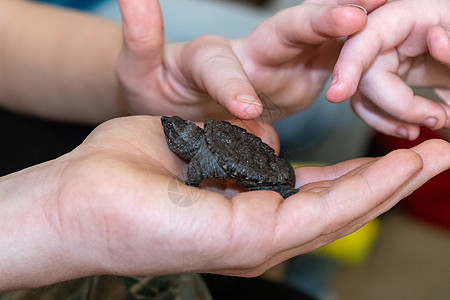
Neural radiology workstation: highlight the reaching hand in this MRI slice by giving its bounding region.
[3,116,448,291]
[326,0,450,140]
[116,0,387,121]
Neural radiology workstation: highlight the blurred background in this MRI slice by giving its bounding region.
[2,0,449,299]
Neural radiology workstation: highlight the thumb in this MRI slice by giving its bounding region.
[118,0,164,74]
[428,25,450,68]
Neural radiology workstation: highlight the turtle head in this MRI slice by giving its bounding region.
[161,116,205,160]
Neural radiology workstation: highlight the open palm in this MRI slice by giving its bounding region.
[35,116,448,284]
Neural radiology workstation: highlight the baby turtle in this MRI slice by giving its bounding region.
[161,116,298,199]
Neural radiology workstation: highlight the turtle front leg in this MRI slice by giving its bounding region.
[185,159,203,187]
[185,149,228,187]
[185,150,215,186]
[273,185,299,199]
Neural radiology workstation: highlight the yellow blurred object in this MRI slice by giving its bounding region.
[291,162,326,168]
[315,219,380,266]
[291,162,380,266]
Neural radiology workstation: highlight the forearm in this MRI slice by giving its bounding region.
[0,0,125,124]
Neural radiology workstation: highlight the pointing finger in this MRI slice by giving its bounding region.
[241,3,370,67]
[179,36,263,119]
[118,0,164,74]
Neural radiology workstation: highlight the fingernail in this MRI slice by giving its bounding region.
[330,74,339,87]
[423,117,438,128]
[340,4,368,14]
[395,127,409,139]
[236,95,263,107]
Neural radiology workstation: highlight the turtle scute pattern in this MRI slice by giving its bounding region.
[161,116,299,199]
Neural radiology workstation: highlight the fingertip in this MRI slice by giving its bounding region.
[358,148,423,202]
[325,87,343,103]
[218,92,264,120]
[419,98,450,131]
[349,92,422,140]
[340,4,367,15]
[325,74,351,103]
[444,103,450,128]
[314,5,368,38]
[386,148,424,176]
[333,4,368,30]
[408,129,421,141]
[427,26,450,64]
[119,0,164,48]
[391,125,421,141]
[355,0,387,13]
[233,95,264,119]
[404,139,450,189]
[326,56,363,102]
[405,126,420,141]
[412,138,450,156]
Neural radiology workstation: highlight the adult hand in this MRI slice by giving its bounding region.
[326,0,450,140]
[2,116,448,291]
[117,0,387,121]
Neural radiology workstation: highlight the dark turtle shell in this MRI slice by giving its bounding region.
[203,119,296,188]
[161,116,298,199]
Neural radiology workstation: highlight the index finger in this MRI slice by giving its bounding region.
[326,2,416,102]
[240,3,372,67]
[118,0,164,73]
[273,147,423,252]
[265,139,449,267]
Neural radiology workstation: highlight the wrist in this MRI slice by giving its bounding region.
[0,158,91,292]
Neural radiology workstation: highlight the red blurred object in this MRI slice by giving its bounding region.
[372,128,450,231]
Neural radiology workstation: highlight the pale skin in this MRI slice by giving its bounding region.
[326,0,450,140]
[1,0,447,128]
[1,116,449,292]
[0,0,449,293]
[1,0,386,123]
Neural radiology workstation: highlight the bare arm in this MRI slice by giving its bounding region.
[0,0,124,123]
[0,0,388,125]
